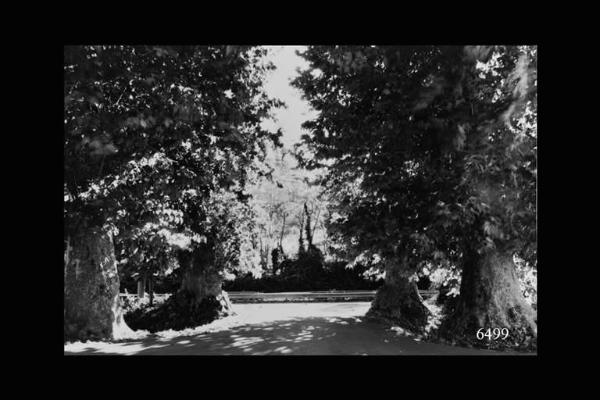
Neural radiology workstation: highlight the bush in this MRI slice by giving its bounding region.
[223,255,383,292]
[435,278,461,315]
[124,291,231,332]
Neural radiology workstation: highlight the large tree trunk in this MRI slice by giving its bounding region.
[64,227,133,342]
[441,247,537,348]
[123,245,234,333]
[366,257,430,333]
[179,257,232,314]
[177,244,233,316]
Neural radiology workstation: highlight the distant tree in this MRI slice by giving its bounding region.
[248,146,328,263]
[270,248,279,270]
[297,207,306,255]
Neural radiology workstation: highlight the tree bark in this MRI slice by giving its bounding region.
[148,277,154,307]
[298,209,305,254]
[311,206,321,240]
[366,257,430,333]
[279,213,286,250]
[177,244,233,316]
[137,275,146,299]
[304,202,313,247]
[64,226,133,342]
[442,247,537,348]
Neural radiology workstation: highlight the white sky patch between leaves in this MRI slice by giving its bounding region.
[260,46,318,149]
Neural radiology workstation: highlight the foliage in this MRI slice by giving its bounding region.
[124,291,228,333]
[120,293,170,314]
[247,146,329,269]
[292,45,537,281]
[65,45,283,288]
[224,259,383,292]
[515,255,537,307]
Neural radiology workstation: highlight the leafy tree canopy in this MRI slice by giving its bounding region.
[65,45,284,278]
[293,45,537,276]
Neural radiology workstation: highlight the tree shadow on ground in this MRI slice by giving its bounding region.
[65,315,520,355]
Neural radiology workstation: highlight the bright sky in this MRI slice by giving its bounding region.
[260,46,318,149]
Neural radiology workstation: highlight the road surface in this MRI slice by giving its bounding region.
[64,302,528,355]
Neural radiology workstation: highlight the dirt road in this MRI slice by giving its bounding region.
[64,302,529,355]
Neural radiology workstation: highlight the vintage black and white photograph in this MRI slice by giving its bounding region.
[64,45,537,355]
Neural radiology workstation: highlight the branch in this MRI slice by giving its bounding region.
[311,205,322,239]
[114,87,127,107]
[279,213,286,249]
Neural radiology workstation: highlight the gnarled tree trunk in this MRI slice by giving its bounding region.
[366,256,430,333]
[177,243,233,316]
[179,262,232,313]
[442,247,537,348]
[125,244,234,333]
[64,227,133,342]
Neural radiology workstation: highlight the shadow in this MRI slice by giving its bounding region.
[65,314,517,356]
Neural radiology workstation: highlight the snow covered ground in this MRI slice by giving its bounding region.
[64,302,531,355]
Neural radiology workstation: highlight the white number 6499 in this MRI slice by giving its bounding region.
[476,328,509,340]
